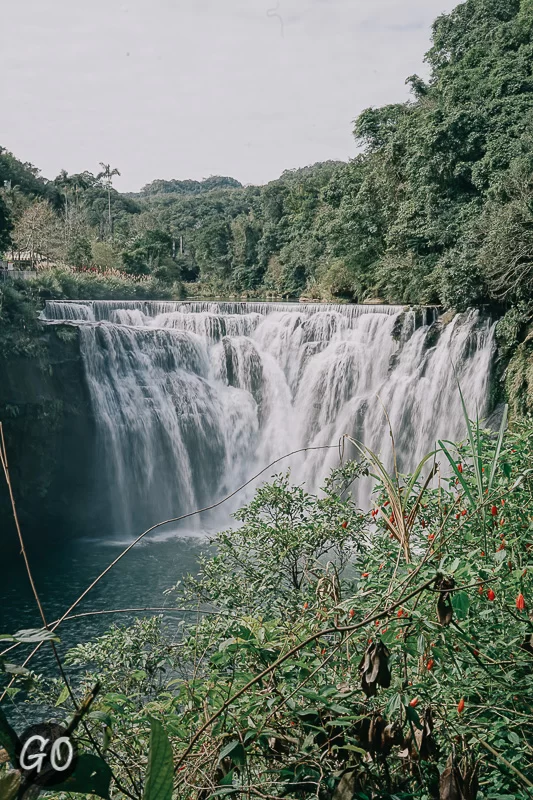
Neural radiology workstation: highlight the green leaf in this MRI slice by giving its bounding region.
[452,592,471,620]
[11,627,60,644]
[0,707,19,762]
[53,754,112,799]
[488,404,508,493]
[219,739,246,766]
[405,704,422,729]
[143,718,173,800]
[0,771,21,800]
[55,684,70,706]
[438,440,476,509]
[385,693,403,716]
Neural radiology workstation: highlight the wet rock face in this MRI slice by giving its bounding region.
[0,325,99,544]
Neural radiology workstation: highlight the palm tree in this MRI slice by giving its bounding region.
[55,169,73,242]
[97,163,121,239]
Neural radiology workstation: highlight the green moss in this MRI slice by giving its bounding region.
[505,330,533,418]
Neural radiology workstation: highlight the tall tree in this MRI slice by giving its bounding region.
[0,194,13,254]
[97,162,121,238]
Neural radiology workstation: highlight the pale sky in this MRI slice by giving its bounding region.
[1,0,457,192]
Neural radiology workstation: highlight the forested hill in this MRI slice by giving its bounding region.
[1,0,533,311]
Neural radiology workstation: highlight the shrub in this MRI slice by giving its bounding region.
[13,418,533,798]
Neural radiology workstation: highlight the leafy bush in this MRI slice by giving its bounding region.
[26,267,183,301]
[9,417,533,799]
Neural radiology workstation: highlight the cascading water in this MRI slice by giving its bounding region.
[42,301,495,534]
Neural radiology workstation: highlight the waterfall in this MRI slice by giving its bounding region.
[42,301,495,534]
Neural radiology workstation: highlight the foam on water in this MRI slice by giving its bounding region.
[43,300,495,532]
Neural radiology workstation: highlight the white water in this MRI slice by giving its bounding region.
[42,301,495,533]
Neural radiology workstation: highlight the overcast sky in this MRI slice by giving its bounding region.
[1,0,457,192]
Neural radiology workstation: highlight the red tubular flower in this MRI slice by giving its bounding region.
[457,698,465,714]
[409,698,419,708]
[457,463,463,473]
[487,589,496,601]
[349,608,355,618]
[427,659,434,671]
[341,520,348,529]
[491,505,498,517]
[516,593,526,611]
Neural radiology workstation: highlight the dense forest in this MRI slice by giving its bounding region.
[2,0,533,797]
[1,0,533,314]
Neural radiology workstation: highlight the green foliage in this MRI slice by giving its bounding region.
[53,754,112,799]
[25,267,183,302]
[122,230,174,276]
[15,420,533,798]
[0,194,12,252]
[67,235,93,268]
[2,0,532,308]
[143,719,173,800]
[0,283,44,357]
[140,176,243,197]
[179,464,366,615]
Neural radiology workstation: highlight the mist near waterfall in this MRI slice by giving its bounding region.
[42,301,495,535]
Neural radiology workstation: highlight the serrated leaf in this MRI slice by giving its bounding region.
[143,718,173,800]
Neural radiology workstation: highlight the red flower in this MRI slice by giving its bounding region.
[461,509,467,516]
[457,463,463,473]
[341,520,348,529]
[428,533,435,542]
[427,659,434,671]
[361,572,369,578]
[349,608,355,618]
[303,602,309,610]
[457,698,465,714]
[491,505,498,517]
[397,608,404,618]
[409,698,419,708]
[487,589,496,602]
[421,519,426,528]
[473,649,479,657]
[516,593,526,611]
[478,585,484,595]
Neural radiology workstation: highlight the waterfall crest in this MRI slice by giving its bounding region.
[42,301,495,533]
